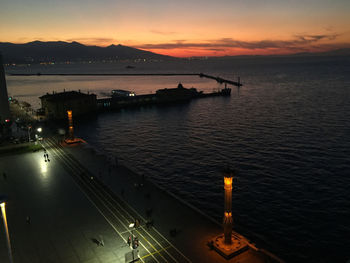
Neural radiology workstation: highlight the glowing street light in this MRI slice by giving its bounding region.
[37,127,42,133]
[0,195,14,263]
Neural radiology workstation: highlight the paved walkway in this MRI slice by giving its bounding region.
[0,149,131,263]
[54,138,283,263]
[1,137,284,263]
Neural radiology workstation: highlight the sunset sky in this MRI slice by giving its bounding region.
[1,0,349,57]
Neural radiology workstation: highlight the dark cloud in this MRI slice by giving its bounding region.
[134,33,340,51]
[65,37,117,45]
[295,34,338,42]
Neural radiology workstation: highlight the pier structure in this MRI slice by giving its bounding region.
[97,83,231,111]
[210,168,250,259]
[199,73,242,87]
[12,72,242,87]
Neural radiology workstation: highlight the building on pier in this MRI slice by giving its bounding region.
[40,91,97,120]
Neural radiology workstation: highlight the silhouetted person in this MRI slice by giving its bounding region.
[127,235,131,246]
[133,237,139,249]
[3,172,7,180]
[134,218,140,228]
[26,216,31,224]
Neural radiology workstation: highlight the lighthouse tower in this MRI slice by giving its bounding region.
[0,54,11,137]
[209,167,250,259]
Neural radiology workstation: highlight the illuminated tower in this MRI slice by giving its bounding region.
[0,54,11,126]
[209,168,249,259]
[223,169,233,244]
[67,110,74,140]
[64,110,83,144]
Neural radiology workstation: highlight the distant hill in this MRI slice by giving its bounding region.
[0,41,174,64]
[291,48,350,57]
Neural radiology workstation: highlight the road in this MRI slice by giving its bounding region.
[43,137,191,263]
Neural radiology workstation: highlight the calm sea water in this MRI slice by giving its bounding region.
[6,56,350,262]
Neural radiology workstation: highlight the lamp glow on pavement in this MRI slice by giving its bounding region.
[40,160,48,174]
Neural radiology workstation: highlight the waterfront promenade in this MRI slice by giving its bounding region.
[1,137,283,262]
[0,147,131,263]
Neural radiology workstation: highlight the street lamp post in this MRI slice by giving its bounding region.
[0,196,14,263]
[28,125,32,142]
[36,127,42,141]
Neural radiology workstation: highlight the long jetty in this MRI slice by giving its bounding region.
[199,73,242,87]
[10,72,243,87]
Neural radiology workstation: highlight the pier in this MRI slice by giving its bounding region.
[97,83,231,111]
[10,72,243,87]
[199,73,242,87]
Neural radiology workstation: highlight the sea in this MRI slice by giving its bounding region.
[5,55,350,263]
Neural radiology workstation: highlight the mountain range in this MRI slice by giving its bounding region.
[0,41,349,64]
[0,41,174,64]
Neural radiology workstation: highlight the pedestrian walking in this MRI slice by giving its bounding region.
[127,235,131,247]
[135,219,140,228]
[26,216,31,224]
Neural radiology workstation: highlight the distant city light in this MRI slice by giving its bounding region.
[5,119,10,123]
[37,127,42,132]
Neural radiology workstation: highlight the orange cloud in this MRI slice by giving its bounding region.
[133,34,349,57]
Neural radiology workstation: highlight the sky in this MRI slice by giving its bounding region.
[1,0,349,57]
